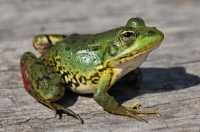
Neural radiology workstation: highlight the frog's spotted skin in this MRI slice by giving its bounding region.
[20,18,164,123]
[40,54,104,94]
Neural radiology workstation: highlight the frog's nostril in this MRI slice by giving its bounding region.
[147,30,155,36]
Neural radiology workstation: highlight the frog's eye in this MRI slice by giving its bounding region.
[119,29,137,45]
[123,32,133,37]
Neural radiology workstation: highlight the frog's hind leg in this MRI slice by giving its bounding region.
[20,52,83,123]
[33,34,67,54]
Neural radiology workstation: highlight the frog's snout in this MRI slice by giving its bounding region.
[146,27,164,39]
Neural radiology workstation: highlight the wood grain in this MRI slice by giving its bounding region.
[0,0,200,131]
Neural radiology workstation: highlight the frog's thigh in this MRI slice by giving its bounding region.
[32,34,67,53]
[93,73,158,123]
[20,52,84,123]
[20,52,65,102]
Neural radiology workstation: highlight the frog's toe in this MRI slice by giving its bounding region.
[52,103,84,124]
[53,111,57,118]
[133,109,159,114]
[132,115,148,123]
[125,108,148,123]
[127,102,158,114]
[61,108,84,124]
[127,102,141,109]
[125,107,158,122]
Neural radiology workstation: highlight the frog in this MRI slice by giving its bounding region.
[20,17,164,124]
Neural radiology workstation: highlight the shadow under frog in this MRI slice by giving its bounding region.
[55,66,200,118]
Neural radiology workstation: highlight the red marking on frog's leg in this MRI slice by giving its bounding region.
[20,60,32,92]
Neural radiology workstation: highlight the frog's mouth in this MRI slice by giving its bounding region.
[107,41,161,69]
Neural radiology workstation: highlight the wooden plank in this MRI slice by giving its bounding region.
[0,0,200,131]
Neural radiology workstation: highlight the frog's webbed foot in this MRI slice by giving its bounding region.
[48,102,84,124]
[123,106,158,123]
[127,102,158,122]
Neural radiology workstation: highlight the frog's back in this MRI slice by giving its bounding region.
[40,28,123,74]
[40,34,104,73]
[39,29,123,93]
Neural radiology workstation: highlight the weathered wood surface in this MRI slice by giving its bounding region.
[0,0,200,131]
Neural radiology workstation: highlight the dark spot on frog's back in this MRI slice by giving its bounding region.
[88,40,95,45]
[71,40,77,44]
[93,34,98,37]
[30,62,44,69]
[82,38,88,42]
[65,47,71,50]
[90,46,99,51]
[55,50,58,56]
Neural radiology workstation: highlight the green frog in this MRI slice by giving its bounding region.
[20,18,164,124]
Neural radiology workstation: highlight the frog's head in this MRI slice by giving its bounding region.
[103,18,164,72]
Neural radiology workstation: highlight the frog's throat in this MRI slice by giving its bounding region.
[107,42,161,68]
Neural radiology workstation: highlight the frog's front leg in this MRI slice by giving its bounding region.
[93,73,158,123]
[20,52,83,123]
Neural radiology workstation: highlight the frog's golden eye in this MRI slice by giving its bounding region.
[119,29,137,46]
